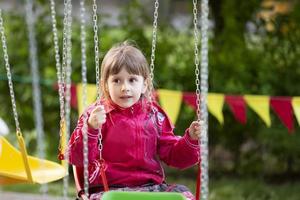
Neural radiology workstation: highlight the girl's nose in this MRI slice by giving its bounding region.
[121,82,130,91]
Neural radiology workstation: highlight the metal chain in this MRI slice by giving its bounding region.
[25,0,47,195]
[49,0,66,158]
[0,9,21,136]
[199,0,209,198]
[62,0,69,198]
[193,0,209,199]
[149,0,159,103]
[49,0,71,198]
[92,0,104,165]
[93,0,101,101]
[61,0,72,199]
[80,0,89,196]
[193,0,201,122]
[64,0,73,154]
[49,6,69,198]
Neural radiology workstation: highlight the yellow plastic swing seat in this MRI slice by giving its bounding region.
[0,136,66,185]
[102,191,185,200]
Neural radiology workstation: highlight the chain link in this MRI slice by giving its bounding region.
[199,0,209,198]
[93,0,101,101]
[149,0,159,103]
[91,0,104,164]
[49,0,66,159]
[49,5,69,195]
[25,0,48,195]
[193,0,201,122]
[49,0,71,198]
[193,0,209,199]
[0,9,21,135]
[80,0,89,196]
[61,0,73,199]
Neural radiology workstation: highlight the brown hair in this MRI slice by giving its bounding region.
[100,41,152,101]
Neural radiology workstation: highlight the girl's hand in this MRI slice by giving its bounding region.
[88,105,106,129]
[188,121,202,140]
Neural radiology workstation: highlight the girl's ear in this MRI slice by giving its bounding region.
[101,80,107,91]
[142,78,148,94]
[100,81,108,99]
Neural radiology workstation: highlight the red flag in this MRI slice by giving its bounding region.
[225,95,247,124]
[53,83,78,109]
[182,92,197,110]
[270,96,294,133]
[70,84,77,109]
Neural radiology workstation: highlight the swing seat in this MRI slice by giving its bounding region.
[0,136,66,185]
[73,166,185,200]
[102,191,185,200]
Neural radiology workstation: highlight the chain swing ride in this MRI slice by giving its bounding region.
[0,0,209,199]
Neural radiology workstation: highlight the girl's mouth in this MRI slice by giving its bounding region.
[120,96,132,99]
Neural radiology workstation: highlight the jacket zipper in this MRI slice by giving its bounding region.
[131,106,139,167]
[130,106,134,115]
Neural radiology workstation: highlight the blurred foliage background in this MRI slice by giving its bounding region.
[1,0,300,199]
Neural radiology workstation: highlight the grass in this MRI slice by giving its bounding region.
[209,178,300,200]
[1,180,76,198]
[1,177,300,200]
[167,176,300,200]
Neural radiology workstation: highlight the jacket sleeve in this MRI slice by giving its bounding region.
[156,105,200,169]
[68,105,102,167]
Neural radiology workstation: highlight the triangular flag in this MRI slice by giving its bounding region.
[182,92,197,110]
[53,83,78,109]
[208,93,225,124]
[291,97,300,126]
[157,89,183,124]
[76,84,98,115]
[59,119,68,169]
[70,84,77,109]
[244,95,271,127]
[225,95,247,124]
[270,96,294,133]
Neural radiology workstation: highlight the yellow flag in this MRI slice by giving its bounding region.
[207,93,225,124]
[244,95,271,127]
[157,89,183,124]
[76,84,98,115]
[59,120,67,169]
[292,97,300,126]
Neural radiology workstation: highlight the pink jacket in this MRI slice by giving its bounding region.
[68,98,199,187]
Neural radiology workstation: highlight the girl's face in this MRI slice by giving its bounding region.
[106,68,147,108]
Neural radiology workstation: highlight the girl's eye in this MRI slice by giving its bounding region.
[129,78,137,83]
[113,79,120,83]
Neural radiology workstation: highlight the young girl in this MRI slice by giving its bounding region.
[68,41,201,200]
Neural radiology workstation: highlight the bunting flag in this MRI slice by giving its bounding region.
[182,93,225,124]
[54,83,78,109]
[270,97,294,132]
[63,83,299,132]
[292,97,300,126]
[225,95,247,124]
[70,84,77,109]
[183,92,224,124]
[157,89,183,124]
[76,84,98,115]
[182,92,197,110]
[207,93,225,124]
[244,95,271,127]
[59,119,68,169]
